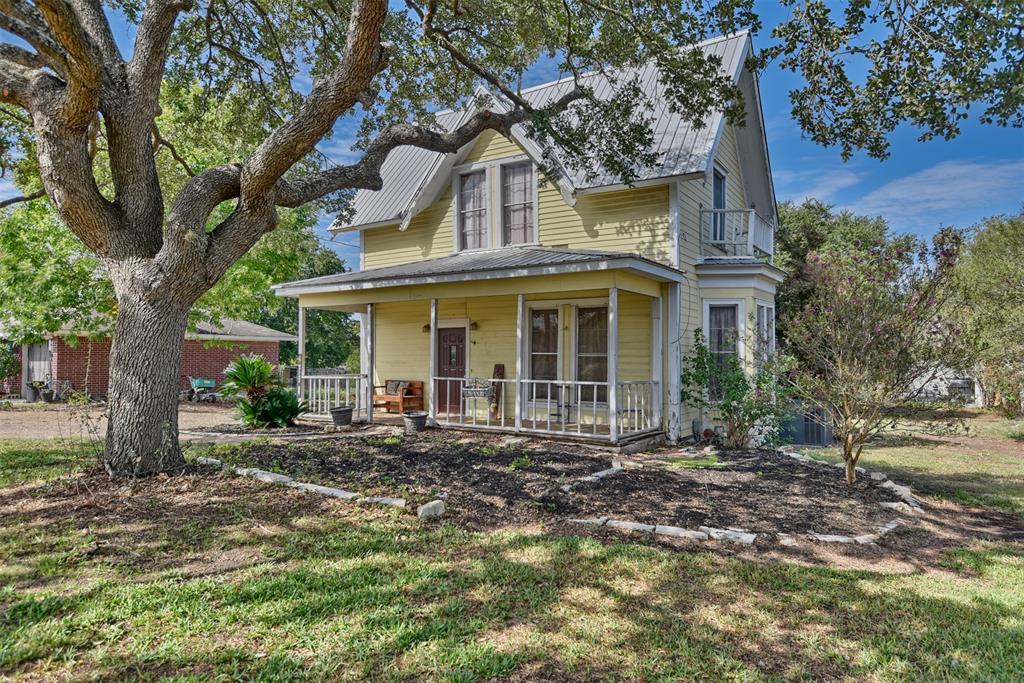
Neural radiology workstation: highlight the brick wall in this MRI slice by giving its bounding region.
[49,336,280,397]
[51,337,112,397]
[180,340,280,389]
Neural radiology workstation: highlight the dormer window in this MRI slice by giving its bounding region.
[502,162,534,245]
[458,170,487,250]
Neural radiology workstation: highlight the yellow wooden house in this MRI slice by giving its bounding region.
[274,32,784,445]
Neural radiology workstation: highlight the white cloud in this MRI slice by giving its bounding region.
[773,167,863,204]
[849,159,1024,228]
[316,136,361,165]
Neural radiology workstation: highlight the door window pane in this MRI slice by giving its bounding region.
[530,309,558,399]
[708,304,738,400]
[502,163,534,245]
[712,169,726,241]
[576,307,608,402]
[459,170,487,250]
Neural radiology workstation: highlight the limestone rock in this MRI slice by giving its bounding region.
[417,500,445,519]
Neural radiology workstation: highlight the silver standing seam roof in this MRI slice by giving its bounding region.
[273,246,684,296]
[337,32,751,231]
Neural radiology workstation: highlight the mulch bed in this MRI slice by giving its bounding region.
[218,433,908,538]
[217,433,612,529]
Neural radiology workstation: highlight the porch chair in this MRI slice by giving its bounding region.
[373,380,424,414]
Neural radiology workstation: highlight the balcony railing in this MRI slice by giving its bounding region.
[700,209,774,261]
[299,373,369,420]
[431,377,660,442]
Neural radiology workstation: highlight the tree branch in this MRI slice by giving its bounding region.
[129,0,193,112]
[239,0,389,201]
[0,189,45,208]
[0,5,69,75]
[0,42,48,69]
[276,86,583,208]
[152,122,196,176]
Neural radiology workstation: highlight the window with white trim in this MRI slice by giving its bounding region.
[502,162,534,245]
[576,306,608,403]
[458,169,487,250]
[712,168,727,241]
[708,303,738,400]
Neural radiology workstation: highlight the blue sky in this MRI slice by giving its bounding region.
[2,2,1021,269]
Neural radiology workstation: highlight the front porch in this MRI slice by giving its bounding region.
[278,247,685,444]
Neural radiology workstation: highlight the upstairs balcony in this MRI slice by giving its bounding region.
[699,209,775,262]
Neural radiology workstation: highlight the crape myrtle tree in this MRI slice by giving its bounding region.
[0,0,1020,476]
[782,231,974,485]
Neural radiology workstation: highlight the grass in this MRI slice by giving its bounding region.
[668,454,725,469]
[0,438,100,486]
[1,437,1023,680]
[798,410,1024,517]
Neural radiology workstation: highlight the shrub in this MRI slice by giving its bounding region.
[221,354,278,401]
[0,345,18,390]
[221,354,305,428]
[680,330,790,449]
[237,386,306,428]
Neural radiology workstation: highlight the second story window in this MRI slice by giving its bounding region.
[458,170,487,250]
[502,162,534,245]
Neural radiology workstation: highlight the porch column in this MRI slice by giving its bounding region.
[514,293,524,432]
[365,303,375,423]
[608,287,619,443]
[666,282,682,443]
[297,306,306,400]
[428,298,438,424]
[651,296,663,429]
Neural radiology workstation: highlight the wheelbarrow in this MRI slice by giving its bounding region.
[187,376,218,402]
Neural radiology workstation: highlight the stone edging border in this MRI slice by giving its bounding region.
[559,466,623,493]
[565,448,926,547]
[779,449,925,515]
[194,455,446,519]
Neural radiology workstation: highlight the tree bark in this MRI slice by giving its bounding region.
[103,292,189,477]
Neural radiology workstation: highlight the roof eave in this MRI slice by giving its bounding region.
[273,256,684,298]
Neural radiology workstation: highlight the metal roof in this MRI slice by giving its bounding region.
[337,32,751,231]
[190,319,298,343]
[273,246,684,296]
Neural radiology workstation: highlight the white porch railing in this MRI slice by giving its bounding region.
[431,377,660,442]
[299,373,369,420]
[700,208,774,260]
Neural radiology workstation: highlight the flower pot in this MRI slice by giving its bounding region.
[402,410,429,434]
[25,385,40,402]
[41,389,56,403]
[330,405,354,427]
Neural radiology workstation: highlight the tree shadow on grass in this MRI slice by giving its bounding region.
[1,468,1023,681]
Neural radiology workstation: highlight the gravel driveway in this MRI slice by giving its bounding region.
[0,402,239,439]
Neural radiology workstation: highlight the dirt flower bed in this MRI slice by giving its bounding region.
[211,433,613,529]
[207,434,914,536]
[564,450,899,536]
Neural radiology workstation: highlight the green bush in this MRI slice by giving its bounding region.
[221,354,306,428]
[680,330,791,449]
[237,386,307,428]
[221,354,278,401]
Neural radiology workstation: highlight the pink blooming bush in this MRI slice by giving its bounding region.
[782,229,974,485]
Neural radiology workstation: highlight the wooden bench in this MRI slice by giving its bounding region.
[373,380,424,414]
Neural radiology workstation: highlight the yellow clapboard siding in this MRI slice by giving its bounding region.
[363,131,672,268]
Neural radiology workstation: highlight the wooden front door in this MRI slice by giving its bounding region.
[436,327,466,412]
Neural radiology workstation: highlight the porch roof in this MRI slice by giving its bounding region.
[272,246,685,297]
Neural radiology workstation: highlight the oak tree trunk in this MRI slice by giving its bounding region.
[103,293,190,477]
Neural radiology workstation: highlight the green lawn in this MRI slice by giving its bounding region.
[1,437,1022,681]
[798,411,1024,517]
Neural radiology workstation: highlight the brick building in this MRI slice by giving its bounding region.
[5,319,296,399]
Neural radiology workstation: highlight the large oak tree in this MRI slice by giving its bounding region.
[1,0,1020,476]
